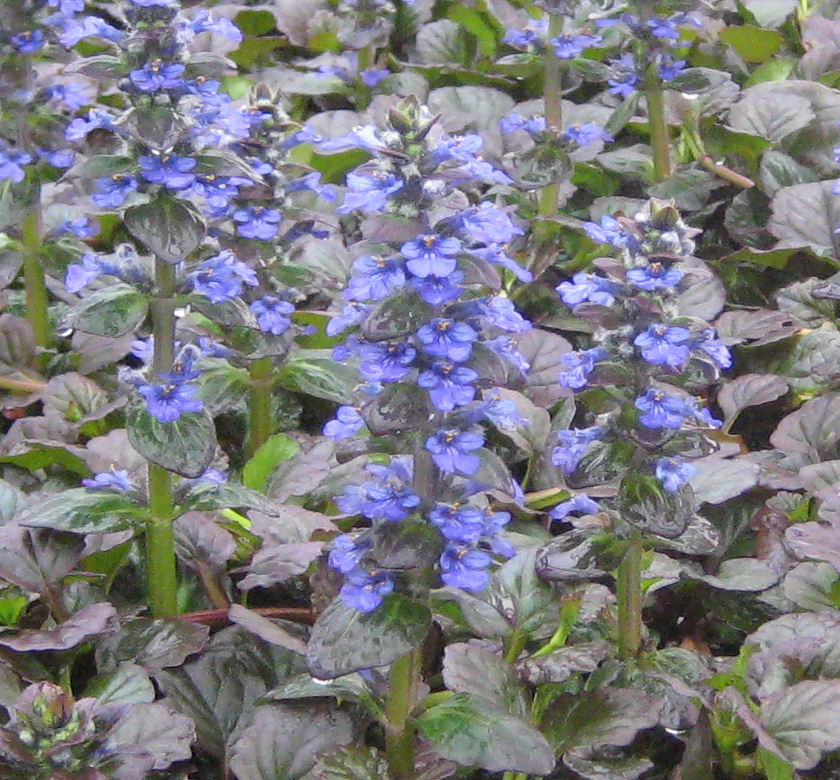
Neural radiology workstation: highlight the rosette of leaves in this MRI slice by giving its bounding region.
[0,680,194,779]
[308,98,534,679]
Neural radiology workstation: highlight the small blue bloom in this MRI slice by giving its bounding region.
[65,252,107,293]
[232,206,281,240]
[160,346,202,384]
[324,406,366,440]
[626,261,683,290]
[345,255,406,301]
[45,83,91,111]
[416,318,478,362]
[647,17,681,40]
[655,457,697,493]
[657,52,687,82]
[363,480,421,522]
[503,19,548,49]
[189,250,258,303]
[91,175,138,209]
[563,123,613,147]
[327,303,371,337]
[558,347,607,390]
[552,427,603,473]
[0,149,32,183]
[12,29,46,53]
[635,390,693,429]
[82,469,133,491]
[483,336,530,376]
[251,296,295,335]
[39,148,75,168]
[129,60,186,92]
[430,503,485,543]
[417,360,478,412]
[499,112,546,137]
[425,429,484,475]
[66,109,115,141]
[440,543,492,591]
[556,272,619,307]
[180,10,243,43]
[693,329,732,369]
[328,534,372,574]
[59,16,124,46]
[138,154,197,190]
[360,68,390,87]
[452,203,523,246]
[551,33,601,58]
[401,235,461,278]
[582,215,632,248]
[340,567,394,612]
[409,271,464,305]
[550,494,599,521]
[634,324,692,368]
[358,341,417,383]
[57,217,98,239]
[138,381,203,423]
[608,53,640,97]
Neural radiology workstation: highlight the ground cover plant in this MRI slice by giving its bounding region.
[4,0,840,777]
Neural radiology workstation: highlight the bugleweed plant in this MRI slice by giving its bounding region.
[6,0,840,778]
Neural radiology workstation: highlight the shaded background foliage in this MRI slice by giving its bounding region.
[1,0,840,778]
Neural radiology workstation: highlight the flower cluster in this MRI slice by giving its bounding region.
[321,100,532,611]
[550,200,730,524]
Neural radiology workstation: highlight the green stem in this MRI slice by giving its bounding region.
[645,66,671,183]
[145,257,178,618]
[385,646,422,780]
[247,356,274,458]
[536,13,564,225]
[22,204,51,370]
[504,625,527,664]
[146,464,177,617]
[0,373,47,393]
[617,537,643,660]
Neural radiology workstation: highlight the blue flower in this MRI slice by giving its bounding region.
[657,52,687,82]
[402,235,461,278]
[634,324,692,368]
[39,148,75,168]
[635,390,694,429]
[232,206,281,240]
[655,457,697,493]
[425,429,484,475]
[250,296,294,335]
[430,503,485,543]
[340,568,394,613]
[503,19,548,49]
[439,543,492,591]
[416,318,478,362]
[499,112,546,137]
[130,60,186,92]
[549,494,599,521]
[552,427,603,473]
[179,10,243,43]
[452,203,523,246]
[345,255,405,301]
[160,346,202,383]
[556,272,620,307]
[338,171,404,214]
[328,534,372,574]
[558,347,607,390]
[483,336,530,376]
[12,30,46,53]
[65,253,108,293]
[138,381,203,422]
[360,68,390,88]
[59,16,124,47]
[66,109,115,141]
[45,83,91,111]
[626,261,683,290]
[191,175,239,216]
[57,217,98,239]
[409,271,464,305]
[608,54,640,97]
[362,479,421,522]
[285,171,336,203]
[358,341,417,383]
[693,329,732,369]
[551,33,601,58]
[189,251,258,303]
[563,123,613,147]
[647,17,681,40]
[324,406,366,440]
[582,215,632,248]
[82,469,133,491]
[0,149,32,183]
[138,154,197,190]
[471,244,533,283]
[327,303,371,337]
[91,175,138,209]
[417,360,478,411]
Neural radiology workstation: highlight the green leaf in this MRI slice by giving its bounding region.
[415,692,555,774]
[718,374,789,426]
[17,488,147,534]
[728,90,815,143]
[740,0,797,27]
[277,352,360,403]
[0,597,28,627]
[542,688,660,753]
[86,663,155,706]
[265,672,385,723]
[719,25,782,63]
[126,406,216,479]
[234,9,277,35]
[68,283,149,338]
[243,434,300,492]
[415,20,468,65]
[124,198,206,264]
[768,181,840,259]
[759,150,818,195]
[306,595,430,679]
[447,5,497,57]
[229,703,354,780]
[360,289,432,342]
[308,746,390,780]
[759,680,840,769]
[442,643,528,717]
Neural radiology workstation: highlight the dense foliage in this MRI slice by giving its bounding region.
[2,0,840,777]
